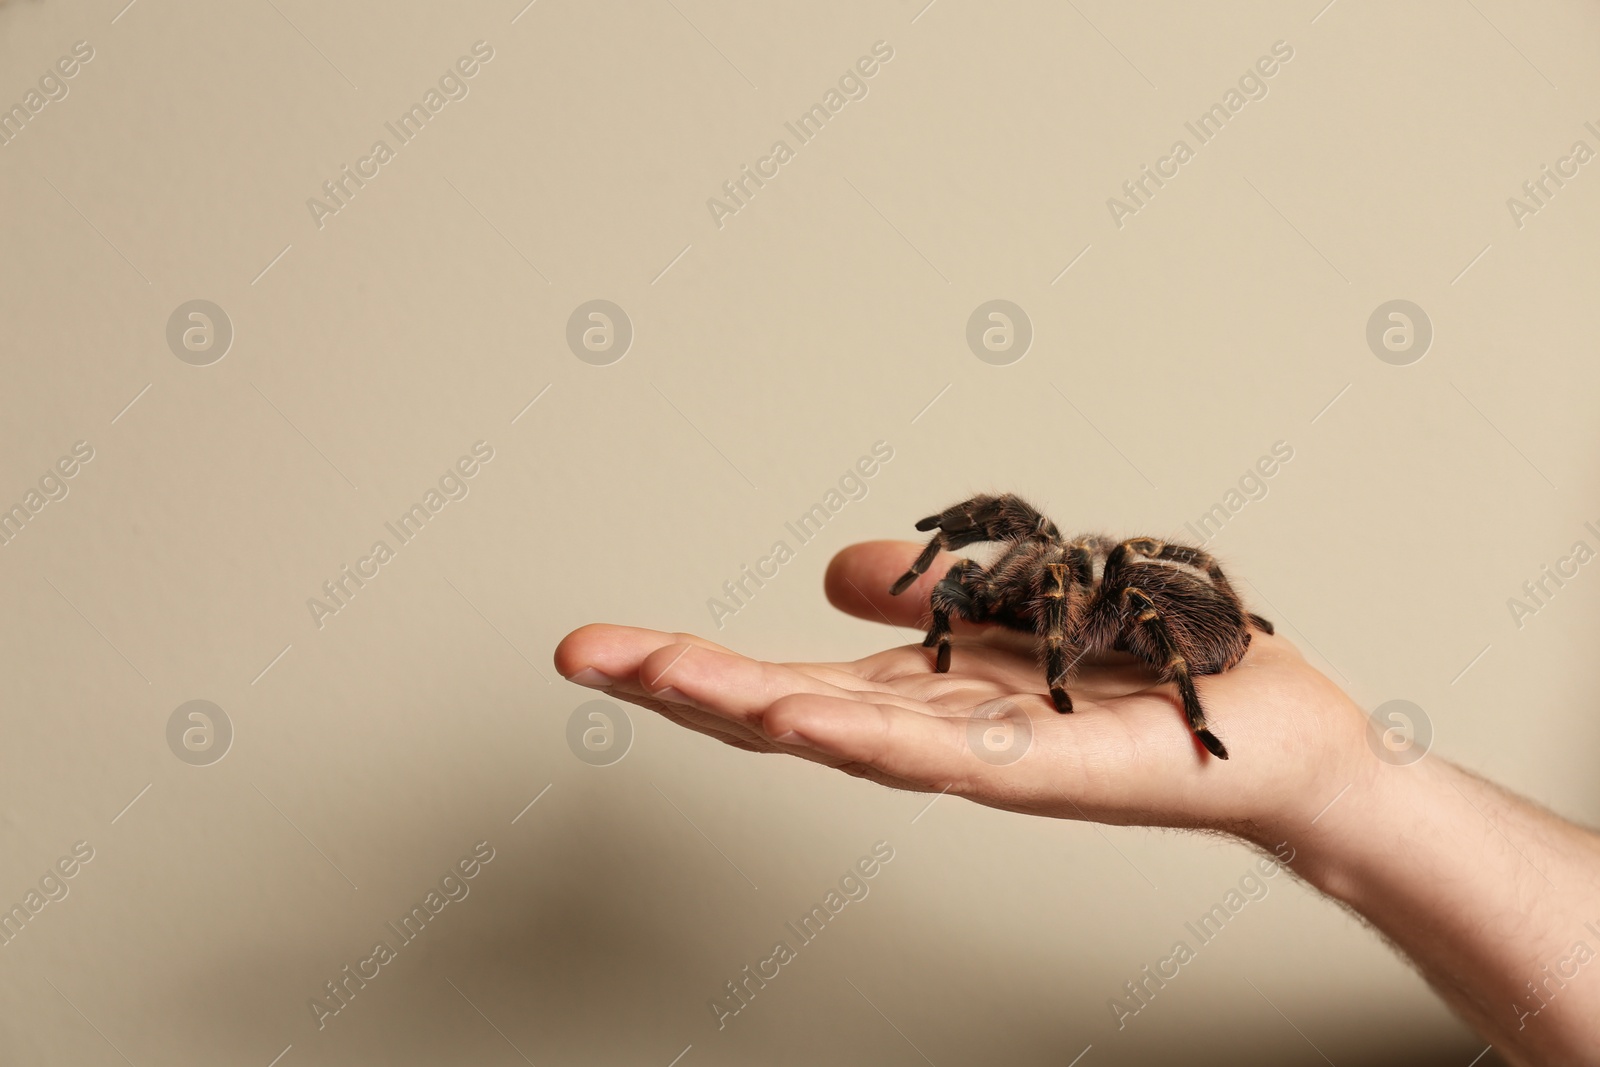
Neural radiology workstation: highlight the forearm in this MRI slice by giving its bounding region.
[1261,756,1600,1064]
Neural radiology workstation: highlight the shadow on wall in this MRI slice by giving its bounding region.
[162,771,1512,1067]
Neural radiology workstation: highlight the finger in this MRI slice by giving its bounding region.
[553,624,737,687]
[555,626,906,766]
[824,541,1036,652]
[635,642,854,728]
[610,683,862,769]
[825,540,957,627]
[556,625,799,739]
[761,692,1086,806]
[616,689,770,746]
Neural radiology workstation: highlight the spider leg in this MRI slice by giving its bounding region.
[890,494,1059,596]
[1098,538,1140,588]
[1123,588,1229,760]
[891,535,949,597]
[921,543,1051,672]
[924,559,992,672]
[913,493,1060,540]
[1039,553,1083,713]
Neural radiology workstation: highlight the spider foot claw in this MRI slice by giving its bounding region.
[1196,728,1229,760]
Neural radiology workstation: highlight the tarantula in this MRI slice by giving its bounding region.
[888,493,1273,760]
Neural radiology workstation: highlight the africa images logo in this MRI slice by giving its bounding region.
[304,42,495,230]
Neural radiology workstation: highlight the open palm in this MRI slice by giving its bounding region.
[554,540,1375,840]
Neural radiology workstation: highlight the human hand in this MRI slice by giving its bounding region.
[553,540,1376,846]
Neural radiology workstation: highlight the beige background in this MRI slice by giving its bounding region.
[1,0,1596,1062]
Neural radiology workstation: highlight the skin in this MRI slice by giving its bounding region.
[554,540,1600,1064]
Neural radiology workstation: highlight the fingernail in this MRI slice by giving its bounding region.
[652,687,688,703]
[568,668,617,688]
[772,730,814,749]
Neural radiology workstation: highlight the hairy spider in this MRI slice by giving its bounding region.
[888,493,1273,760]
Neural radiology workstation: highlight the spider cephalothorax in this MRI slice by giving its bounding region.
[889,493,1273,760]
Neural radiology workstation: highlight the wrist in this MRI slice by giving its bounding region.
[1270,750,1437,904]
[1226,687,1388,872]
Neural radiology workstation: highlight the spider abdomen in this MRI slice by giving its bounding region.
[1091,568,1251,676]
